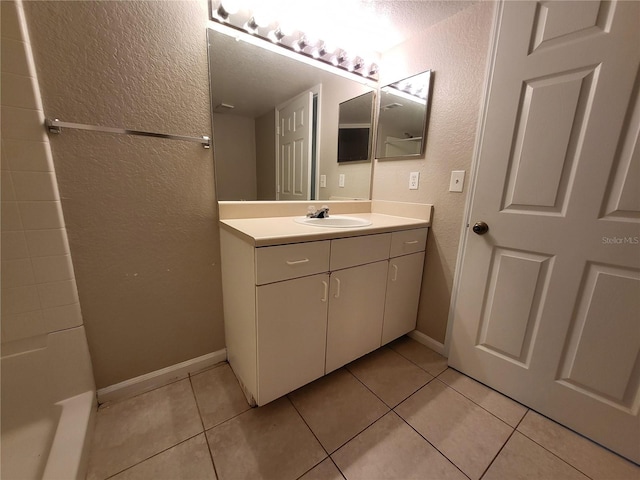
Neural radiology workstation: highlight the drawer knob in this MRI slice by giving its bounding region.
[286,258,310,265]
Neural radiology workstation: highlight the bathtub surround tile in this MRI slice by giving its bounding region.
[1,310,45,342]
[42,302,83,331]
[1,201,23,231]
[11,171,59,201]
[332,412,467,480]
[0,106,46,142]
[517,410,640,479]
[1,38,30,76]
[31,254,74,283]
[86,379,203,480]
[109,434,217,480]
[1,258,35,288]
[206,397,326,480]
[438,368,527,427]
[25,228,70,257]
[1,231,29,260]
[483,431,589,480]
[1,0,23,41]
[388,335,449,376]
[1,71,39,110]
[1,171,16,201]
[3,139,54,171]
[395,379,513,480]
[37,279,79,308]
[191,363,251,429]
[298,458,344,480]
[1,285,41,316]
[18,201,65,229]
[288,368,389,453]
[346,347,433,407]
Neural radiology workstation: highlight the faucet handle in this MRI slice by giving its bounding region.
[307,205,317,217]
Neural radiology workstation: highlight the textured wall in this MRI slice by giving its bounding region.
[23,0,224,388]
[374,2,495,343]
[213,113,257,201]
[255,110,276,200]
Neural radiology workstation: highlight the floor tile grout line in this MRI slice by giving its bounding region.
[430,375,524,430]
[188,375,221,480]
[387,341,449,378]
[477,412,524,480]
[100,431,205,480]
[97,375,188,410]
[389,409,472,480]
[513,415,598,480]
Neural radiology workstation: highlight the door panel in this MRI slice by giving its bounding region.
[277,91,313,200]
[450,0,640,462]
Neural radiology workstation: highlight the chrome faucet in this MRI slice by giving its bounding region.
[307,206,330,218]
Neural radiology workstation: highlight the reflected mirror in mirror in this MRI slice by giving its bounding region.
[375,70,432,159]
[207,26,376,201]
[337,92,374,163]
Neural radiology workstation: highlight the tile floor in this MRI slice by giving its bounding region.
[86,336,639,480]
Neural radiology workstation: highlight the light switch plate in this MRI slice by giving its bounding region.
[339,174,345,187]
[449,170,465,192]
[320,175,326,188]
[409,172,419,190]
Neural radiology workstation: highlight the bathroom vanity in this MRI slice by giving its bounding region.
[218,201,432,406]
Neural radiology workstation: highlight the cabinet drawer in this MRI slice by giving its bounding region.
[390,228,428,258]
[256,241,330,285]
[330,233,391,271]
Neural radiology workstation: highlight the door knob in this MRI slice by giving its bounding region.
[472,221,489,235]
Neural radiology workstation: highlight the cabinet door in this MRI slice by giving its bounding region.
[326,261,388,372]
[256,273,329,405]
[381,252,425,345]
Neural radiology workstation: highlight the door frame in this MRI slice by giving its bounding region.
[444,1,503,357]
[274,84,322,201]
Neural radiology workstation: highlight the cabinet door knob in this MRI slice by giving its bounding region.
[321,281,328,302]
[472,221,489,235]
[391,264,398,282]
[333,277,341,298]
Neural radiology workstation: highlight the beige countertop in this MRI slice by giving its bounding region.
[220,213,431,247]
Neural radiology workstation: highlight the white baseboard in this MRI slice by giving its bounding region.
[408,330,446,357]
[97,348,227,405]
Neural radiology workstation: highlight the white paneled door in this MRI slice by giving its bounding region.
[449,1,640,463]
[276,91,313,201]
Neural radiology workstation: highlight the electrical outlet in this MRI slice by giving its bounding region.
[409,172,420,190]
[320,175,326,188]
[339,174,345,187]
[449,170,465,192]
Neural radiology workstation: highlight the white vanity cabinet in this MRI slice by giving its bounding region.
[219,222,429,406]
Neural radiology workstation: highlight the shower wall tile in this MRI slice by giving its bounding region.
[1,1,23,41]
[12,171,59,201]
[25,229,70,257]
[1,171,16,201]
[1,201,23,231]
[3,139,54,171]
[1,258,35,288]
[2,310,45,342]
[1,231,29,260]
[43,303,83,331]
[18,201,64,229]
[1,285,41,316]
[32,255,74,283]
[1,72,39,110]
[37,279,79,309]
[1,38,30,76]
[1,106,46,142]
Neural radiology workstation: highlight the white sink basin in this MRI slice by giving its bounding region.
[294,215,372,228]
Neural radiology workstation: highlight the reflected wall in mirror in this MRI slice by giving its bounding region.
[375,70,432,159]
[337,92,374,163]
[207,26,376,201]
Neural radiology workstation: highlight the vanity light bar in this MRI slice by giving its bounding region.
[209,0,379,81]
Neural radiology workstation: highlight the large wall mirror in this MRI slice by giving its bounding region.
[207,26,376,201]
[375,70,432,160]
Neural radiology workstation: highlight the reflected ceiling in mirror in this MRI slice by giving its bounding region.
[375,70,432,160]
[208,25,376,202]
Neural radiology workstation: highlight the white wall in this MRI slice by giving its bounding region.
[374,2,496,343]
